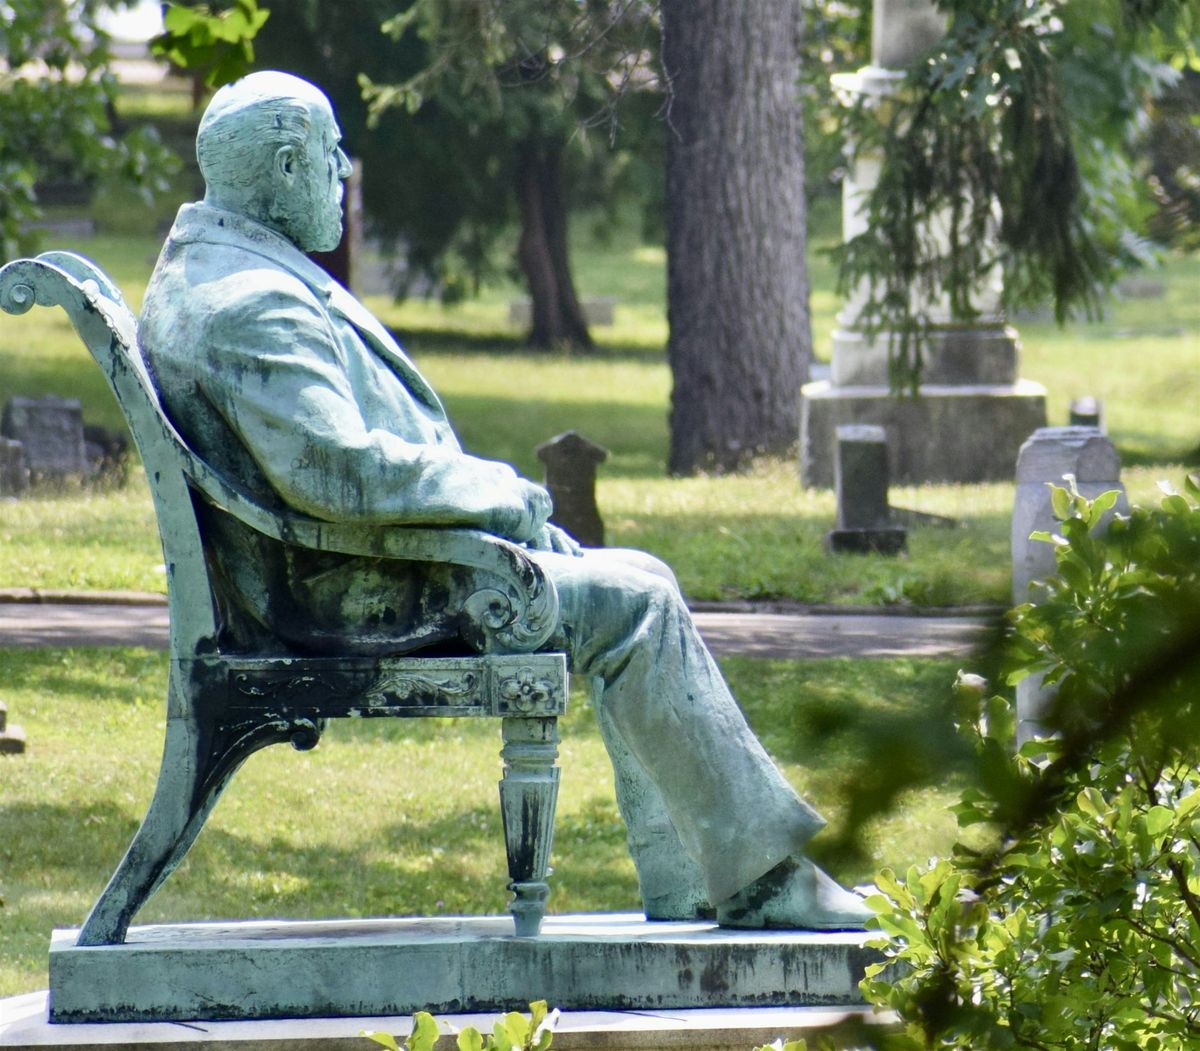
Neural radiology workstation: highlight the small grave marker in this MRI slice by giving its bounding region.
[825,424,907,554]
[1068,395,1104,431]
[0,437,28,495]
[1,395,88,480]
[535,431,608,548]
[0,700,26,754]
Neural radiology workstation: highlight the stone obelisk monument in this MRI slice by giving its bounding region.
[800,0,1046,487]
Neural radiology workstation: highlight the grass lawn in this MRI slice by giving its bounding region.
[0,647,962,997]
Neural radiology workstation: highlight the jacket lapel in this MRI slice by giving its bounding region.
[171,203,447,415]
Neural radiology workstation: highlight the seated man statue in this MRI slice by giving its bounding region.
[139,70,870,930]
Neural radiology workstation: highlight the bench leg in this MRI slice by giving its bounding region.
[78,668,321,946]
[499,716,560,936]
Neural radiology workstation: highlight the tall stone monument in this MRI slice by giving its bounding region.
[800,0,1046,487]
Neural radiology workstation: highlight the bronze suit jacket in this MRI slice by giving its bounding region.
[140,202,531,653]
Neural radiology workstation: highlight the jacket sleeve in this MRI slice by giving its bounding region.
[197,273,545,539]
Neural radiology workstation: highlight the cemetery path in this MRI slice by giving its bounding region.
[0,595,999,659]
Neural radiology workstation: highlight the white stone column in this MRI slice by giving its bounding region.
[799,0,1046,488]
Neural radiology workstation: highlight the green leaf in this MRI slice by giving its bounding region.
[363,1033,403,1051]
[490,1021,514,1051]
[162,4,201,34]
[1050,485,1072,521]
[409,1012,440,1051]
[1144,806,1174,837]
[1085,488,1121,528]
[500,1012,530,1046]
[457,1030,484,1051]
[528,1002,548,1031]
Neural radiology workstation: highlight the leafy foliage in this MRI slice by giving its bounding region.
[364,1000,555,1051]
[0,1,176,262]
[863,478,1200,1049]
[150,0,271,89]
[252,0,663,303]
[835,0,1199,389]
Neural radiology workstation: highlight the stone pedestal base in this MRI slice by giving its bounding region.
[48,914,881,1024]
[825,526,907,555]
[800,379,1047,488]
[3,992,895,1051]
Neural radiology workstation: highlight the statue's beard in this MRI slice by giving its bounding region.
[270,175,343,253]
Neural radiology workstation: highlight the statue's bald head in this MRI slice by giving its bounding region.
[196,71,350,252]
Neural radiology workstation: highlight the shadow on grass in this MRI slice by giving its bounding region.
[1,792,638,941]
[1115,439,1200,469]
[397,325,664,363]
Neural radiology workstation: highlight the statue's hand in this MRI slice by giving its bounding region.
[529,523,584,557]
[501,479,553,543]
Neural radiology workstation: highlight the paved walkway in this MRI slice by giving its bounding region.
[0,596,998,659]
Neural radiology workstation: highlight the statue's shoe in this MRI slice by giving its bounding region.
[716,856,872,930]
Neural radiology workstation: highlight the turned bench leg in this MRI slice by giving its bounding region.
[499,716,560,936]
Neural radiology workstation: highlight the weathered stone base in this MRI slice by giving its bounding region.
[825,526,907,555]
[800,379,1047,487]
[4,992,896,1051]
[48,914,880,1024]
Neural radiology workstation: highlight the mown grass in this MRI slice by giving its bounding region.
[0,647,962,997]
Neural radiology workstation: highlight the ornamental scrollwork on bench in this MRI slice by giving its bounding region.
[362,671,480,708]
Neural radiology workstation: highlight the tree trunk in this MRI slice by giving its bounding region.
[516,139,593,351]
[661,0,811,475]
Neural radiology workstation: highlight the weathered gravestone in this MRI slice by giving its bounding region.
[825,425,907,554]
[0,699,27,754]
[1,395,88,480]
[0,437,28,495]
[1011,426,1126,747]
[536,430,608,548]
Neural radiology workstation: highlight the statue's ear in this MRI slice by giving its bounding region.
[274,144,297,185]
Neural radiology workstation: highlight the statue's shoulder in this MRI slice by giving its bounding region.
[147,206,329,333]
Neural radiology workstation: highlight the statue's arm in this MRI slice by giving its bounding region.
[197,281,550,539]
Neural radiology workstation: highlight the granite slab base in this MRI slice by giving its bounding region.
[3,993,897,1051]
[47,913,881,1024]
[799,379,1047,487]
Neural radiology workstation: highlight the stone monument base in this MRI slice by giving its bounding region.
[3,993,895,1051]
[800,379,1047,488]
[48,913,880,1024]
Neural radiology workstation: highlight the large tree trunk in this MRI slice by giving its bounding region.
[516,139,593,351]
[661,0,811,475]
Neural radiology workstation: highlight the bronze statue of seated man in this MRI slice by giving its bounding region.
[139,70,870,930]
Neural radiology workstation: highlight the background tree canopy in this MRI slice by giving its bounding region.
[836,0,1200,387]
[0,0,175,262]
[253,0,664,350]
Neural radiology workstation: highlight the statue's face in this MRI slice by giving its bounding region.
[272,103,351,253]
